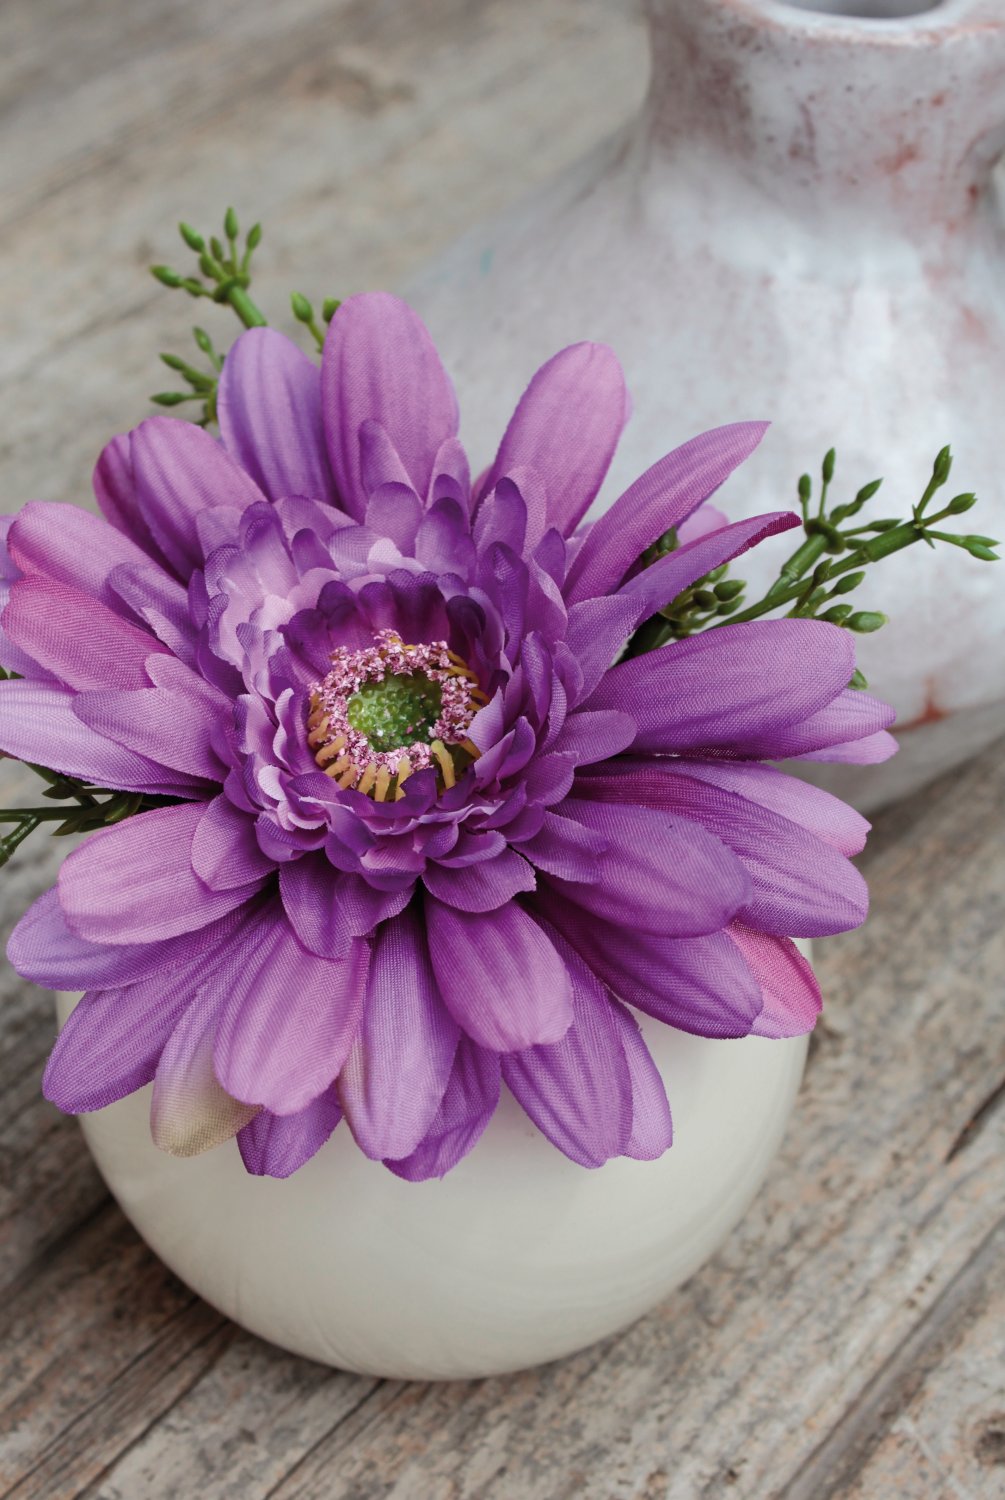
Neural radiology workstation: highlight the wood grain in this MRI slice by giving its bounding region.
[1,2,1004,1497]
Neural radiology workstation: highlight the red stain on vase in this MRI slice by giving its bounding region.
[899,683,949,734]
[879,142,921,176]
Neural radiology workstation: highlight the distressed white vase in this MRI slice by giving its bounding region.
[406,0,1005,811]
[56,992,807,1379]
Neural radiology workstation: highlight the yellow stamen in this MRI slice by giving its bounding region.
[468,688,489,706]
[374,768,392,802]
[337,763,360,790]
[460,738,481,760]
[430,739,455,789]
[356,763,377,798]
[324,756,352,779]
[315,736,347,766]
[308,716,331,748]
[394,756,412,801]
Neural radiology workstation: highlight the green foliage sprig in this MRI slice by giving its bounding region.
[624,448,999,684]
[150,208,340,424]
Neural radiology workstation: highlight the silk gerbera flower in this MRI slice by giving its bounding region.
[0,294,895,1179]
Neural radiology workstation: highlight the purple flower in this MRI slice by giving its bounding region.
[1,295,895,1179]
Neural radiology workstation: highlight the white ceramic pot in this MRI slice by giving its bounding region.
[405,0,1005,812]
[56,992,807,1379]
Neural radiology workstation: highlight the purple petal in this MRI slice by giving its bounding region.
[213,909,368,1114]
[545,798,750,938]
[513,809,606,881]
[217,327,336,505]
[739,688,898,761]
[107,562,197,664]
[3,575,169,690]
[672,759,869,857]
[322,293,459,520]
[42,937,231,1113]
[130,417,266,577]
[94,432,158,560]
[728,922,822,1038]
[8,888,246,992]
[608,1004,673,1160]
[616,512,800,614]
[191,795,277,891]
[0,680,205,794]
[151,987,259,1156]
[791,729,898,765]
[339,907,460,1160]
[546,708,636,764]
[564,422,769,604]
[586,620,856,753]
[677,502,729,543]
[58,802,264,945]
[426,897,573,1051]
[238,1090,343,1178]
[422,848,536,913]
[281,857,411,957]
[538,889,763,1038]
[479,343,628,537]
[564,595,650,702]
[384,1038,500,1181]
[72,674,227,782]
[8,501,162,614]
[579,765,868,938]
[502,932,631,1167]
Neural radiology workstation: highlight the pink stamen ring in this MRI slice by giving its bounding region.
[307,630,485,800]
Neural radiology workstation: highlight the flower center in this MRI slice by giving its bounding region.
[307,630,485,800]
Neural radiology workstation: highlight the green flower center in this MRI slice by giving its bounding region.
[345,673,444,754]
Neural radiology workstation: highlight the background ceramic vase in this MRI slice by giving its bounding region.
[56,992,807,1380]
[405,0,1005,812]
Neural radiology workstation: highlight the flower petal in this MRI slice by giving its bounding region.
[501,931,631,1167]
[579,765,868,938]
[238,1090,343,1178]
[130,416,267,577]
[217,327,336,505]
[7,501,162,614]
[422,848,536,913]
[585,620,856,753]
[564,422,769,604]
[213,909,369,1115]
[479,342,627,537]
[322,293,459,520]
[0,680,205,794]
[3,575,170,690]
[545,799,750,938]
[9,888,245,992]
[339,907,460,1160]
[616,512,799,614]
[426,896,573,1051]
[608,1004,673,1160]
[42,937,232,1113]
[58,802,264,945]
[538,889,763,1038]
[151,987,259,1156]
[671,758,870,857]
[383,1039,500,1181]
[191,795,277,891]
[728,921,822,1038]
[280,857,411,957]
[744,690,897,761]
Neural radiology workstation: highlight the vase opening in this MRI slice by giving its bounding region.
[775,1,944,16]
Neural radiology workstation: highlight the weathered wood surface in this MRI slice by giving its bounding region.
[1,2,1003,1496]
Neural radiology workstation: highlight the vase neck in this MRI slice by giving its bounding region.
[640,0,1005,231]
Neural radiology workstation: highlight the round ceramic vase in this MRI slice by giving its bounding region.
[57,992,807,1380]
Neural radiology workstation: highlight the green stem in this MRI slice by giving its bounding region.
[224,284,268,329]
[0,807,87,822]
[716,522,922,628]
